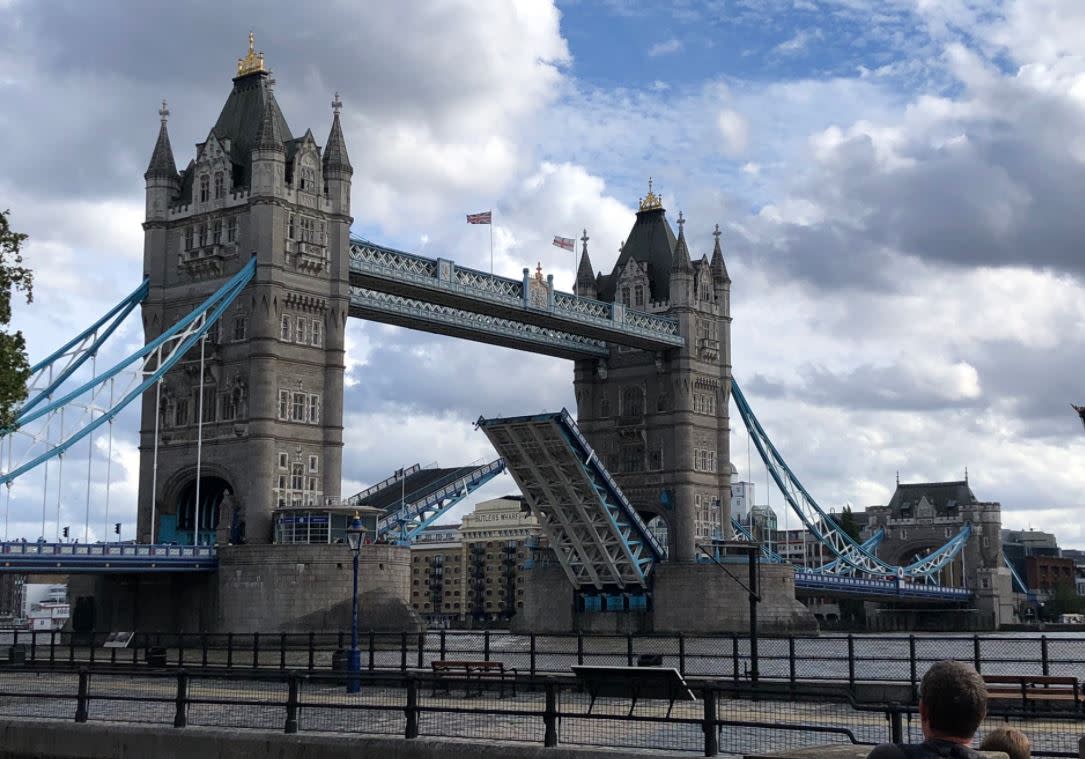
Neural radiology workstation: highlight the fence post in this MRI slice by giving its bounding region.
[972,635,981,673]
[908,635,918,703]
[889,707,903,744]
[417,632,425,669]
[50,630,56,664]
[543,679,558,748]
[110,645,116,666]
[405,675,419,739]
[484,630,491,662]
[227,632,234,670]
[30,631,36,663]
[626,634,634,667]
[69,631,75,665]
[368,630,375,671]
[530,633,537,677]
[400,632,408,672]
[788,636,797,693]
[284,673,299,734]
[338,630,344,649]
[176,633,183,668]
[201,634,208,669]
[702,687,718,757]
[1041,636,1050,676]
[577,633,584,666]
[88,632,96,666]
[439,629,447,662]
[173,670,188,728]
[280,633,287,672]
[75,668,89,723]
[679,634,686,677]
[252,632,260,670]
[731,635,739,683]
[308,632,315,672]
[847,634,856,690]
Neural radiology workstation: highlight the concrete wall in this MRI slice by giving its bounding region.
[217,543,420,633]
[0,720,652,759]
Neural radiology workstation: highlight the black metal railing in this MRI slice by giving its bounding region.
[0,666,1079,757]
[4,630,1085,695]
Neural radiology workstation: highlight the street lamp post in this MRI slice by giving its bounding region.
[345,512,365,694]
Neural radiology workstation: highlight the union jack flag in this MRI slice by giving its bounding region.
[552,235,575,251]
[466,211,492,224]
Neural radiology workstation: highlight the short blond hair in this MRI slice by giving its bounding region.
[980,727,1031,759]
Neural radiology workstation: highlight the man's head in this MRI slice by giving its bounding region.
[918,660,987,743]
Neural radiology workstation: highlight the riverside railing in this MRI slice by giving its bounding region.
[4,630,1085,697]
[1,667,1080,757]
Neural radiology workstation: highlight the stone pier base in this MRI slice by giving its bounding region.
[513,562,817,634]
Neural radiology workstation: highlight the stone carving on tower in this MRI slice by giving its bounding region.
[136,35,353,547]
[573,180,733,563]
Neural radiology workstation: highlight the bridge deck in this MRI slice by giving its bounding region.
[0,542,216,574]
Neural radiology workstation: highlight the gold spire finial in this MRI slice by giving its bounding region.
[237,31,267,77]
[639,176,663,211]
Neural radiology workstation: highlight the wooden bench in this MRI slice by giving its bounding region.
[430,660,517,698]
[983,674,1080,713]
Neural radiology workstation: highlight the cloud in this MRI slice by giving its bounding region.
[648,38,683,57]
[717,109,750,156]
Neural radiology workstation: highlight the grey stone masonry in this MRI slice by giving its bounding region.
[137,60,352,546]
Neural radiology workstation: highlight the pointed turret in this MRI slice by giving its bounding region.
[671,211,693,272]
[254,91,286,152]
[575,229,597,298]
[145,100,178,180]
[710,224,730,283]
[323,92,352,174]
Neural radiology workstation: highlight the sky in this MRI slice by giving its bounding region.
[1,0,1084,548]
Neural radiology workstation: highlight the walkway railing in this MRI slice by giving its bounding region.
[0,667,1079,757]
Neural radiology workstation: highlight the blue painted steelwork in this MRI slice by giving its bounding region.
[812,528,886,574]
[477,409,663,589]
[19,278,149,421]
[732,379,972,579]
[0,541,216,574]
[348,238,683,352]
[794,571,972,602]
[1004,555,1037,602]
[725,517,885,571]
[1,259,256,486]
[375,459,507,544]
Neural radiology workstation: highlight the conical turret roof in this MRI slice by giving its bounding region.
[710,224,730,283]
[671,212,693,273]
[324,93,352,173]
[145,100,178,180]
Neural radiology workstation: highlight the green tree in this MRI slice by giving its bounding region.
[833,505,867,627]
[1045,578,1085,619]
[0,209,33,432]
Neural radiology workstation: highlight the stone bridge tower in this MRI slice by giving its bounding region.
[136,36,352,546]
[572,183,732,563]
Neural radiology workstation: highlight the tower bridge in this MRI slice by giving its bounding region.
[0,36,1007,634]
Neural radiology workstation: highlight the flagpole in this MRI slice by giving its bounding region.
[489,209,494,275]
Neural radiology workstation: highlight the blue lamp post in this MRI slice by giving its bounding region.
[345,512,365,694]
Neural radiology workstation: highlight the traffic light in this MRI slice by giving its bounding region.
[62,526,69,539]
[114,522,121,535]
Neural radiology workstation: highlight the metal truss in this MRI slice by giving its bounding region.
[346,463,422,504]
[348,238,683,350]
[19,278,149,423]
[1,259,256,487]
[0,541,216,574]
[350,287,609,359]
[477,410,664,590]
[731,379,971,579]
[376,459,506,543]
[726,517,885,572]
[1003,555,1035,601]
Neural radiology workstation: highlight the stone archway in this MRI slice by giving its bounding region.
[643,513,670,560]
[893,542,963,587]
[173,476,233,546]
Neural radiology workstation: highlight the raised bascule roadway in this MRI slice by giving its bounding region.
[0,36,1003,633]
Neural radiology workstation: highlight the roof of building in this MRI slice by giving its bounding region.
[597,206,678,303]
[886,480,977,517]
[145,101,178,180]
[212,71,293,183]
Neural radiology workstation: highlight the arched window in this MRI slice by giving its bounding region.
[199,175,210,203]
[621,287,630,306]
[622,386,643,418]
[213,172,224,199]
[634,286,644,306]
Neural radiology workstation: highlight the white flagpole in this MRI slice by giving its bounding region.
[489,209,494,275]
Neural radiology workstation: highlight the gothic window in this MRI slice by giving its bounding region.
[306,476,317,493]
[183,227,193,252]
[288,214,296,240]
[296,317,309,344]
[206,321,221,345]
[311,319,322,347]
[278,390,290,420]
[232,315,246,342]
[199,175,210,203]
[621,386,643,418]
[198,386,216,423]
[319,221,326,244]
[226,216,237,243]
[212,220,222,244]
[220,392,237,421]
[308,455,319,473]
[621,287,631,306]
[600,396,610,417]
[621,445,644,473]
[213,172,224,200]
[280,315,292,341]
[291,463,304,491]
[278,452,288,469]
[635,286,644,307]
[174,399,189,427]
[650,448,663,471]
[198,224,208,247]
[307,394,321,424]
[292,392,306,422]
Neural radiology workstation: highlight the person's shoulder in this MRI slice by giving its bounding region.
[867,744,909,759]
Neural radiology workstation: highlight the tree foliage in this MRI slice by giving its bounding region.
[0,209,33,432]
